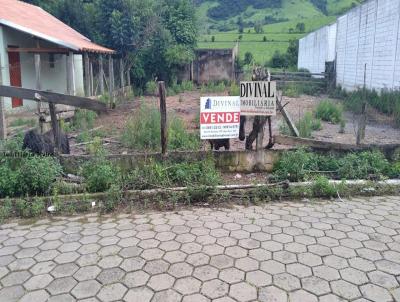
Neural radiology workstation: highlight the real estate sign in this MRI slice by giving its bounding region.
[240,81,277,116]
[200,96,241,140]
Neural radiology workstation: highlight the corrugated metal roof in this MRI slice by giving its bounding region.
[0,0,114,54]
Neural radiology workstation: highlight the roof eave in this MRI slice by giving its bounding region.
[0,19,115,55]
[0,19,79,51]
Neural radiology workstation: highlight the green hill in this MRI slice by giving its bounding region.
[196,0,363,64]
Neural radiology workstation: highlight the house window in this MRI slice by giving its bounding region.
[49,54,55,68]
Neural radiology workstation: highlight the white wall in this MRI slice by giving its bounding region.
[298,23,337,74]
[336,0,400,91]
[299,0,400,92]
[0,25,85,112]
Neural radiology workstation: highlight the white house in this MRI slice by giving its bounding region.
[0,0,114,112]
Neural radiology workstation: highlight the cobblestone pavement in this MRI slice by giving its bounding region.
[1,196,400,301]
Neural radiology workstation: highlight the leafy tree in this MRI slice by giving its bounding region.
[244,52,254,65]
[23,0,197,88]
[254,21,264,34]
[295,22,306,33]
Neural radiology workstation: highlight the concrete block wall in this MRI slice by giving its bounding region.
[336,0,400,91]
[299,0,400,92]
[298,23,337,74]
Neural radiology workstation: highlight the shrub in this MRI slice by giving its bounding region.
[124,157,221,190]
[169,117,200,151]
[315,100,343,124]
[296,112,322,138]
[272,149,314,182]
[81,156,121,193]
[145,81,157,95]
[312,175,337,197]
[0,198,13,222]
[338,88,400,127]
[122,102,200,151]
[19,156,62,196]
[103,184,123,213]
[272,149,394,182]
[72,109,97,130]
[0,165,19,198]
[337,151,390,180]
[229,83,240,96]
[121,102,161,150]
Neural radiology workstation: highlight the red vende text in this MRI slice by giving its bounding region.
[201,112,240,124]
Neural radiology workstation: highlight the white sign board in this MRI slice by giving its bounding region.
[240,81,277,116]
[200,96,241,140]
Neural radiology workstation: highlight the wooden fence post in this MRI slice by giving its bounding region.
[158,81,168,155]
[48,102,61,153]
[0,54,6,139]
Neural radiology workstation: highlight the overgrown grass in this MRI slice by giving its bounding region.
[272,148,396,182]
[331,87,400,127]
[200,81,227,94]
[124,157,221,190]
[296,112,322,138]
[121,102,200,151]
[9,118,36,128]
[80,153,121,193]
[71,109,97,131]
[315,100,344,124]
[282,82,324,97]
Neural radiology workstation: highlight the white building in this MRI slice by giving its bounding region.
[298,23,337,74]
[0,0,114,112]
[298,0,400,91]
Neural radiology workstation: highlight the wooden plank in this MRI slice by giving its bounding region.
[276,94,299,137]
[7,47,69,53]
[99,55,105,95]
[0,55,6,140]
[158,81,168,155]
[0,85,107,112]
[49,102,61,153]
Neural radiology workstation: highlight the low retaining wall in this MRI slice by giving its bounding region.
[60,149,286,174]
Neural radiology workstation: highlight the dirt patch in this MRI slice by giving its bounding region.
[7,90,400,155]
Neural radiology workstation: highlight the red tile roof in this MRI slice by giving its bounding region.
[0,0,114,54]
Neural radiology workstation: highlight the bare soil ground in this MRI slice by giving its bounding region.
[6,89,400,155]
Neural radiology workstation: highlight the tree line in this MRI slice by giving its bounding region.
[23,0,197,90]
[207,0,282,20]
